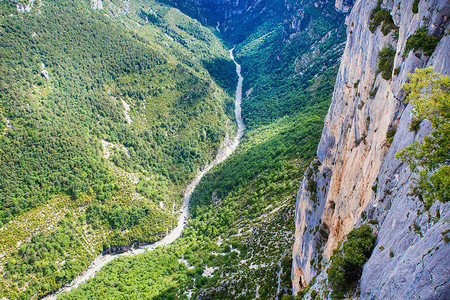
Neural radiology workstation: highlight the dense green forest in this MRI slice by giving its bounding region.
[58,0,347,299]
[59,109,326,300]
[235,2,345,129]
[0,0,237,298]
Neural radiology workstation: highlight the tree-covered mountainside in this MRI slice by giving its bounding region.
[58,109,326,300]
[167,0,347,126]
[0,0,236,298]
[58,0,349,299]
[235,0,345,129]
[164,0,289,44]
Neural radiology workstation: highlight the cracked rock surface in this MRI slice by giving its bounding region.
[292,0,450,298]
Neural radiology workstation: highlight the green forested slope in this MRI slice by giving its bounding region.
[59,0,347,299]
[0,0,236,298]
[0,0,163,225]
[236,2,345,129]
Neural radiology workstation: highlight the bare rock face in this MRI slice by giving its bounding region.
[292,0,449,297]
[14,0,35,13]
[334,0,354,13]
[40,69,49,79]
[90,0,103,10]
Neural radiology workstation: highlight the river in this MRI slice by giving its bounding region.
[43,48,244,299]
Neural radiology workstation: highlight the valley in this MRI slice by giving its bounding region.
[0,0,237,297]
[0,0,448,299]
[49,0,348,299]
[43,48,245,299]
[2,0,347,298]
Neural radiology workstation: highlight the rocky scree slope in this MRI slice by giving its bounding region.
[292,0,449,298]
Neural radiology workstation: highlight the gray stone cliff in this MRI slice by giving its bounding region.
[292,0,450,298]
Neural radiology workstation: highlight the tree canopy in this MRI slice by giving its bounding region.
[396,66,450,208]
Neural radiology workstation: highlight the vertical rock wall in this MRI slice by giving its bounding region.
[292,0,449,297]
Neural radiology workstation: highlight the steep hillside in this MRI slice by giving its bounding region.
[6,0,446,299]
[292,0,449,298]
[0,0,236,298]
[57,0,351,299]
[167,0,348,127]
[164,0,288,43]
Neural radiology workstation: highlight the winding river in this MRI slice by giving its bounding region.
[43,49,244,299]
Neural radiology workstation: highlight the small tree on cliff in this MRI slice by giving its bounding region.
[327,225,376,298]
[396,66,450,208]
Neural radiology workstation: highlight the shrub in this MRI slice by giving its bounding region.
[386,125,396,144]
[307,178,318,202]
[372,184,378,193]
[361,211,367,221]
[369,86,379,99]
[377,45,396,80]
[409,117,421,132]
[369,1,399,36]
[413,222,422,237]
[327,225,377,298]
[405,27,443,57]
[412,0,420,14]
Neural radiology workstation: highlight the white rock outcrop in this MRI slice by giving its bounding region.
[41,69,49,79]
[90,0,103,10]
[16,0,34,13]
[334,0,354,13]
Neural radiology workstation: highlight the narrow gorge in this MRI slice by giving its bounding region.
[43,49,245,299]
[0,0,448,299]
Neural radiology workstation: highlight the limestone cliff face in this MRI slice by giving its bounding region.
[334,0,353,13]
[292,0,449,297]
